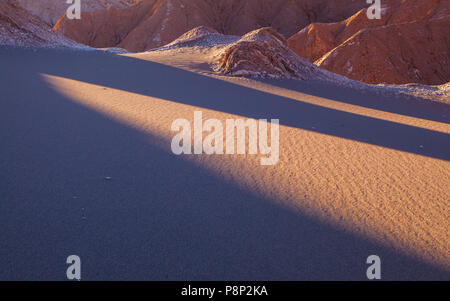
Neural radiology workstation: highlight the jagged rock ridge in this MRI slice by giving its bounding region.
[288,0,450,85]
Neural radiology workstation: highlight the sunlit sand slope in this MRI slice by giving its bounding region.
[0,47,448,280]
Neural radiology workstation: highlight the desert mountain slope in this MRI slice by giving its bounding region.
[0,0,78,47]
[54,0,369,52]
[131,25,448,102]
[16,0,138,26]
[288,0,450,85]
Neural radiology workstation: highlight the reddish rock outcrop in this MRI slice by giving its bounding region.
[288,0,450,85]
[0,0,78,47]
[54,0,368,52]
[214,27,335,81]
[54,2,150,49]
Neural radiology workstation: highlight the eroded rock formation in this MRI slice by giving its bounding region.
[288,0,450,85]
[214,27,335,81]
[53,0,368,52]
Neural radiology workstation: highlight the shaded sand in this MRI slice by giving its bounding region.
[0,46,449,280]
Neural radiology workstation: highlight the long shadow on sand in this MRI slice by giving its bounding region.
[5,47,448,161]
[0,47,448,280]
[260,78,450,124]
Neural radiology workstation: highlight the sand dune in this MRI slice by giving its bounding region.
[0,46,448,280]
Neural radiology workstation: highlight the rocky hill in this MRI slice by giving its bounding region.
[214,27,336,81]
[288,0,450,85]
[0,0,78,47]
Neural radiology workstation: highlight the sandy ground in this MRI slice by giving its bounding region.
[0,46,449,280]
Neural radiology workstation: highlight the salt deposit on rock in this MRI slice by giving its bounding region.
[214,27,335,81]
[155,26,240,51]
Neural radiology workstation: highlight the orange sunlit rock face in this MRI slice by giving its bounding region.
[287,0,450,85]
